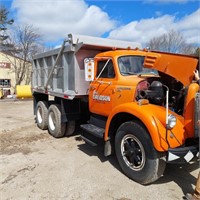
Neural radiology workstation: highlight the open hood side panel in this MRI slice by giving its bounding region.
[144,52,198,86]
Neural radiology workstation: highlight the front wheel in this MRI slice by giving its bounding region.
[115,121,166,185]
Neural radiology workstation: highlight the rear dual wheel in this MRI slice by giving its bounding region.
[48,104,65,138]
[36,101,48,130]
[48,104,75,138]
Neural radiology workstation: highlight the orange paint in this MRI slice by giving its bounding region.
[89,49,199,152]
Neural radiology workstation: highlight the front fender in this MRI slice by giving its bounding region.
[105,102,185,152]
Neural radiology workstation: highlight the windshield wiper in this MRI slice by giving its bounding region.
[138,71,158,77]
[121,72,138,75]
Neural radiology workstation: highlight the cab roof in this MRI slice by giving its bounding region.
[95,49,148,58]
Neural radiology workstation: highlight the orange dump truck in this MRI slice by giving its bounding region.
[32,34,199,184]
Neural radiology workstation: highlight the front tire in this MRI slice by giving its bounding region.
[48,104,66,138]
[115,121,166,185]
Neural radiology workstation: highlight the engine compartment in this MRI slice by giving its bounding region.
[136,72,185,115]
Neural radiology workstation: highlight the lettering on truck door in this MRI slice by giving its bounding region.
[89,58,117,116]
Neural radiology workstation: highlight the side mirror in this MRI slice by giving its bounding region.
[84,58,94,81]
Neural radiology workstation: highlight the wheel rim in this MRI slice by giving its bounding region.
[121,134,145,171]
[49,111,56,131]
[37,107,42,124]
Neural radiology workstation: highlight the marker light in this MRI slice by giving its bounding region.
[84,58,94,81]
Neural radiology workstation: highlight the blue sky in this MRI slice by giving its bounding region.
[1,0,200,47]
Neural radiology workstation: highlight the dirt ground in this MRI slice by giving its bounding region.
[0,100,199,200]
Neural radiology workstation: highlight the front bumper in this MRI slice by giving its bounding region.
[167,145,199,164]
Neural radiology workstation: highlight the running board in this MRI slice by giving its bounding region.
[80,124,104,138]
[80,124,105,146]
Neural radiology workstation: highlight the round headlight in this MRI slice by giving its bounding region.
[167,114,177,130]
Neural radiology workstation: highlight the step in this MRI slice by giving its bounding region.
[80,124,104,139]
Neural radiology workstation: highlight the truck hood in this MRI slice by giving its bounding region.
[144,51,198,86]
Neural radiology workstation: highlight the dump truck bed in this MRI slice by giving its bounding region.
[32,34,141,99]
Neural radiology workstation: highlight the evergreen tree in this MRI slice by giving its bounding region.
[0,6,14,50]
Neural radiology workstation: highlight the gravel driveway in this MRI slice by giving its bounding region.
[0,100,199,200]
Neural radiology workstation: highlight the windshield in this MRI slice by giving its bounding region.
[118,56,158,76]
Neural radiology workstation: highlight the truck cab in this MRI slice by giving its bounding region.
[88,50,150,116]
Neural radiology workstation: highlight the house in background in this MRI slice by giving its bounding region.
[0,51,31,98]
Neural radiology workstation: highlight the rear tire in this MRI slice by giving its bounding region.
[36,101,48,130]
[65,121,75,136]
[115,121,166,185]
[48,104,66,138]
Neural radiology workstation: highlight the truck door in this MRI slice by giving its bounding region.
[89,58,117,116]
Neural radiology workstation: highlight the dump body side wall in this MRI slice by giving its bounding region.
[32,45,101,98]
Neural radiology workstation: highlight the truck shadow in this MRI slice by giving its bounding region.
[75,136,121,171]
[153,162,199,197]
[75,136,199,196]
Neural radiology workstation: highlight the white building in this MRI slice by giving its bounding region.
[0,51,31,98]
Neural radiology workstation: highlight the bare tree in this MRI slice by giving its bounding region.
[147,29,196,54]
[193,47,200,58]
[5,25,43,89]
